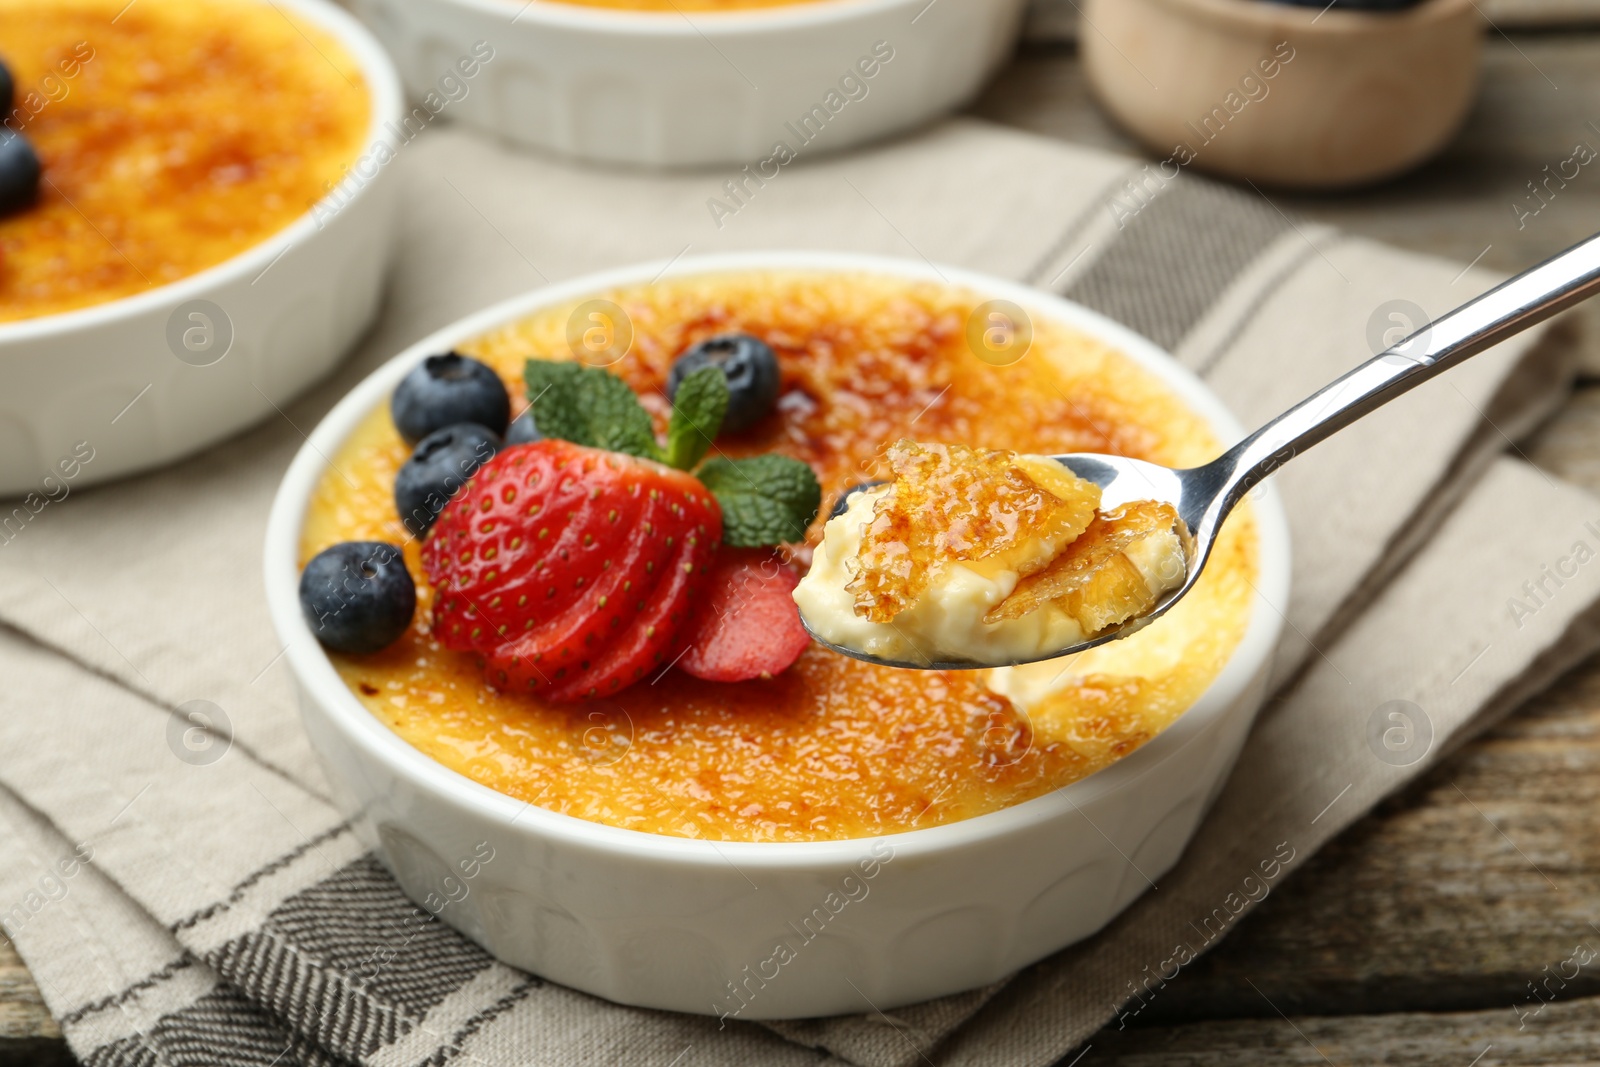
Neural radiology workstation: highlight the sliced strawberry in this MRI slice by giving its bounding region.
[534,518,715,701]
[421,440,721,701]
[424,441,627,649]
[678,549,810,683]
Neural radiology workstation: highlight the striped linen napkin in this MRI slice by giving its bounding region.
[0,118,1596,1067]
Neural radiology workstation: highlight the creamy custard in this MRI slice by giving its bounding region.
[0,0,370,323]
[795,442,1189,664]
[301,271,1258,842]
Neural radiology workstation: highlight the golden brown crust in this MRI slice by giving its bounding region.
[987,500,1183,630]
[0,0,368,322]
[845,440,1101,623]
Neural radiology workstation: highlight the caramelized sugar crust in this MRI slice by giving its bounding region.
[989,500,1184,631]
[0,0,369,323]
[301,272,1258,842]
[848,440,1101,623]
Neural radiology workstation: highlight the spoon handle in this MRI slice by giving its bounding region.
[1190,230,1600,533]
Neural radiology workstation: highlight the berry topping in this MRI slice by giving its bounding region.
[504,409,542,445]
[522,359,820,547]
[395,423,500,538]
[679,549,810,683]
[667,333,780,433]
[411,359,822,700]
[299,541,416,654]
[391,352,511,446]
[827,480,887,521]
[0,132,40,219]
[422,440,722,702]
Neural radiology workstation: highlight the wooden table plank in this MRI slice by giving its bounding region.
[0,940,65,1067]
[1083,995,1600,1066]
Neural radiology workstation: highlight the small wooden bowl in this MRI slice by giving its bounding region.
[1080,0,1484,188]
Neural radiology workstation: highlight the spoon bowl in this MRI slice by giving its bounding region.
[804,453,1204,670]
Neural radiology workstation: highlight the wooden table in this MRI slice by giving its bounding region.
[4,27,1600,1067]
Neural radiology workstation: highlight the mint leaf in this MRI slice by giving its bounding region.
[698,454,821,547]
[522,361,590,445]
[584,368,661,460]
[665,366,728,471]
[524,360,661,461]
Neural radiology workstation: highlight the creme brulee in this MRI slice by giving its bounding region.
[300,272,1258,843]
[0,0,370,323]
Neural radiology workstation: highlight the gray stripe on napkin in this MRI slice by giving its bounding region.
[171,821,359,934]
[1065,177,1291,351]
[80,986,306,1067]
[412,980,543,1067]
[256,856,500,1017]
[209,930,403,1060]
[1020,163,1143,290]
[58,957,199,1027]
[199,854,504,1062]
[195,851,552,1067]
[1188,236,1330,378]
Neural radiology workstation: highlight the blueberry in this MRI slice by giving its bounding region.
[0,58,12,114]
[395,423,501,537]
[0,132,40,219]
[667,333,781,434]
[391,352,510,446]
[504,409,542,445]
[827,480,887,521]
[299,541,416,654]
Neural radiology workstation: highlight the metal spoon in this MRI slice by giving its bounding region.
[807,230,1600,671]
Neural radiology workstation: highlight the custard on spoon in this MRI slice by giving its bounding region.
[793,441,1187,667]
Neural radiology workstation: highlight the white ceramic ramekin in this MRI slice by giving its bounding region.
[264,252,1291,1019]
[0,0,405,498]
[348,0,1029,167]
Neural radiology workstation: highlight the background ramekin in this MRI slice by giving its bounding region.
[0,0,405,499]
[1081,0,1482,188]
[264,252,1292,1018]
[347,0,1030,167]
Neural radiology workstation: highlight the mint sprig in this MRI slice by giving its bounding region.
[665,365,728,472]
[698,455,822,548]
[522,359,819,547]
[524,360,659,461]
